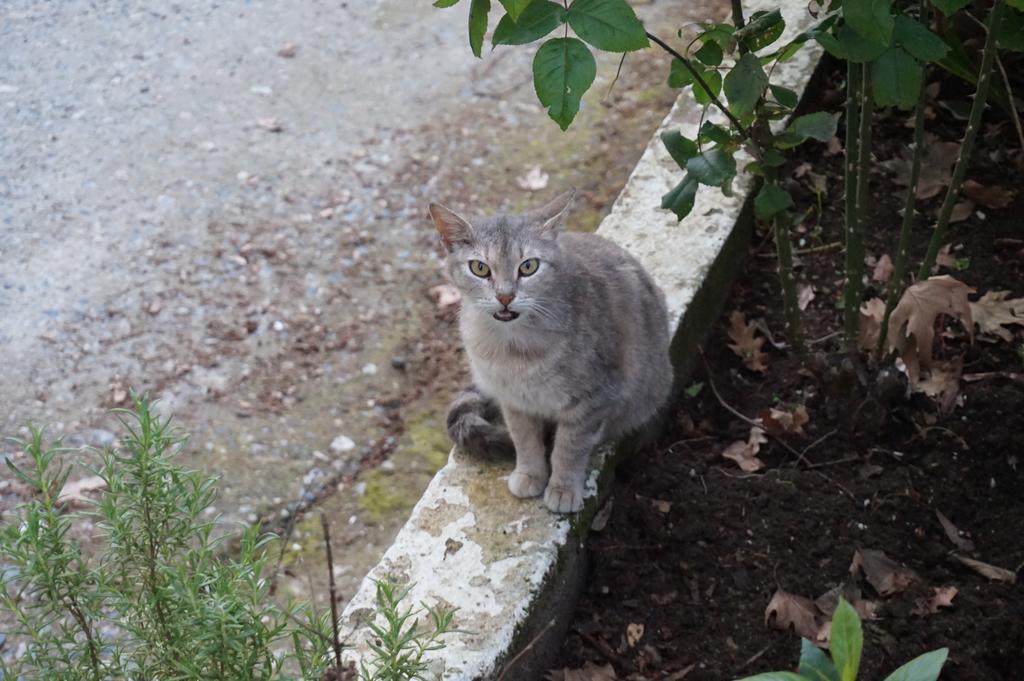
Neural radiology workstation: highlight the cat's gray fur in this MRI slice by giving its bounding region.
[429,190,672,513]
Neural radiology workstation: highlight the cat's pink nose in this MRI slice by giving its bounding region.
[495,292,515,307]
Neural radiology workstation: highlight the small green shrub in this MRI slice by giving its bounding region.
[738,598,948,681]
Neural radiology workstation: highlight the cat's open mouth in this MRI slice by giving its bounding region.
[493,310,519,322]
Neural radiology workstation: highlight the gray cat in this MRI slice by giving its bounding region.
[429,190,673,513]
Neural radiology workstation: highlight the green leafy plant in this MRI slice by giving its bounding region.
[737,598,949,681]
[358,579,459,681]
[0,397,334,680]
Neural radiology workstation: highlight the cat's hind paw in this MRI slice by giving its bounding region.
[544,482,584,514]
[508,470,546,498]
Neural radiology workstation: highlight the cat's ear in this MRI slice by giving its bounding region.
[534,188,576,234]
[428,203,473,251]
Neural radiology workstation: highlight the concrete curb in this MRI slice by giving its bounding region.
[336,3,823,678]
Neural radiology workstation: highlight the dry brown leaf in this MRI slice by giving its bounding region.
[429,284,461,309]
[912,586,959,615]
[257,117,283,133]
[962,179,1015,209]
[951,554,1018,583]
[936,509,975,551]
[727,311,768,372]
[935,244,957,270]
[886,276,973,384]
[277,42,298,58]
[651,499,672,514]
[545,662,618,681]
[872,254,894,283]
[721,426,767,472]
[58,475,107,506]
[765,590,822,640]
[815,582,879,621]
[884,133,959,199]
[850,549,918,596]
[916,358,963,415]
[758,405,810,436]
[826,136,842,156]
[626,622,644,648]
[969,290,1024,342]
[798,284,816,311]
[949,200,974,223]
[663,664,697,681]
[857,298,886,351]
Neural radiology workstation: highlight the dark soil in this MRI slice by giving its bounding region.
[552,60,1024,681]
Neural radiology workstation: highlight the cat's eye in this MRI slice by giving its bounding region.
[518,258,540,277]
[468,260,491,278]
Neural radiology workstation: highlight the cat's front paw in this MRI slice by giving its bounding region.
[508,469,547,498]
[544,482,584,514]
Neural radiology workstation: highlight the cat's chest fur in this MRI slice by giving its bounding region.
[461,321,569,418]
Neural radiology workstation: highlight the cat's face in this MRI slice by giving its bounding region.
[429,191,574,329]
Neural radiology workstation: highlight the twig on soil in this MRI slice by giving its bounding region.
[576,629,631,672]
[963,371,1024,383]
[495,618,556,681]
[735,637,784,672]
[814,471,856,500]
[796,429,839,465]
[808,330,841,346]
[756,241,843,257]
[805,454,860,469]
[321,513,344,672]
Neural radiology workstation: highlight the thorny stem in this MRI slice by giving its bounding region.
[842,62,866,347]
[918,0,1006,279]
[644,31,752,139]
[766,164,806,358]
[878,0,932,359]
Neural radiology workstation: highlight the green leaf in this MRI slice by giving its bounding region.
[499,0,534,22]
[1008,0,1024,9]
[799,639,840,681]
[493,0,566,45]
[770,84,799,108]
[736,674,808,681]
[736,9,787,51]
[661,174,699,220]
[930,0,970,15]
[695,40,724,66]
[763,147,786,166]
[699,121,731,144]
[833,22,890,61]
[881,648,949,681]
[700,22,736,49]
[788,111,839,141]
[893,15,949,62]
[566,0,649,52]
[668,59,695,88]
[830,599,863,681]
[754,184,794,220]
[532,37,597,129]
[686,147,737,187]
[469,0,491,57]
[694,69,723,105]
[434,0,461,7]
[998,9,1024,51]
[844,0,895,45]
[685,381,704,397]
[872,46,922,109]
[661,130,698,168]
[724,52,769,116]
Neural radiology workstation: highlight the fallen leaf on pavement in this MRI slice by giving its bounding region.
[969,290,1024,342]
[277,42,298,58]
[883,133,959,199]
[721,426,767,472]
[257,117,283,132]
[727,311,768,372]
[936,510,975,551]
[545,662,618,681]
[850,549,918,596]
[951,555,1017,583]
[886,276,973,384]
[912,586,958,615]
[429,284,461,309]
[765,590,822,640]
[857,298,886,351]
[872,254,894,283]
[517,166,550,191]
[58,475,107,506]
[962,179,1015,209]
[758,405,810,436]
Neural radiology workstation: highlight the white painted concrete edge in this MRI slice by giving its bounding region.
[335,2,823,678]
